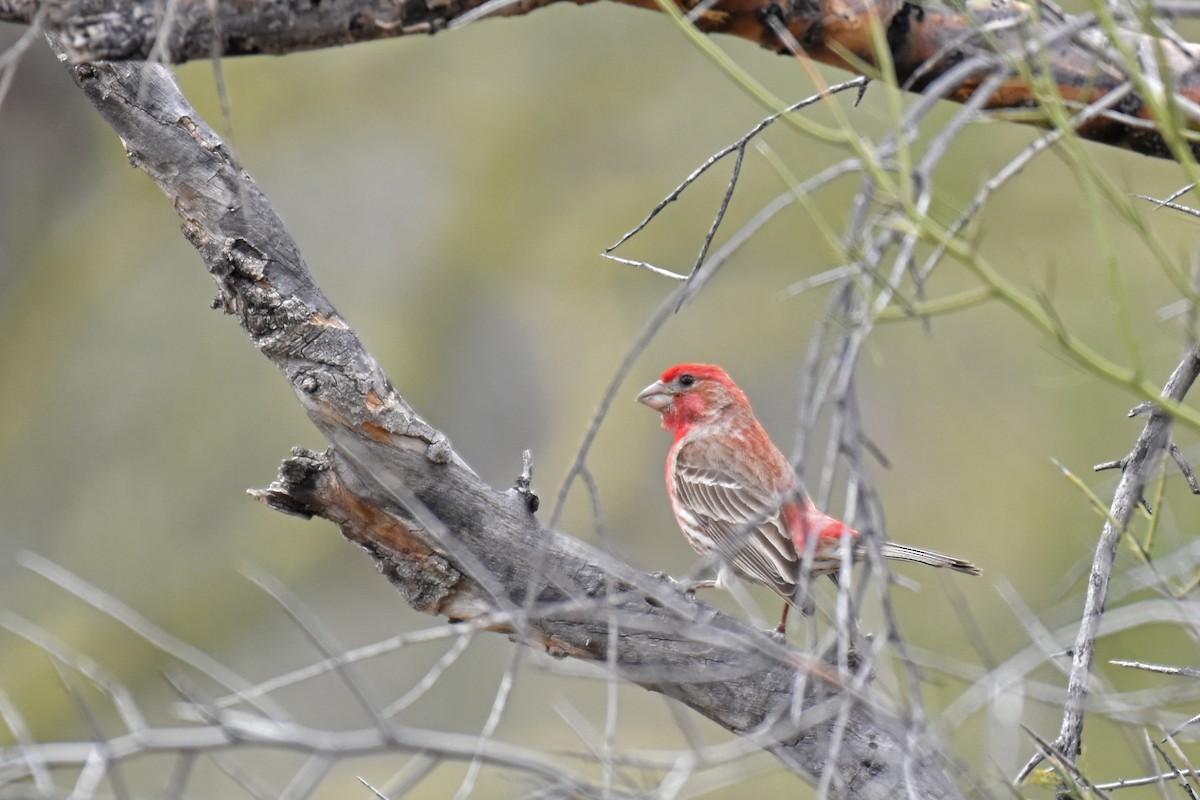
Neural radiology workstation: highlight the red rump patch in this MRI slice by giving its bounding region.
[789,500,858,547]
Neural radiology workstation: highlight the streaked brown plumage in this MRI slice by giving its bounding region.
[638,363,980,635]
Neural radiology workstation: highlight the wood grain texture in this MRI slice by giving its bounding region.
[64,56,972,799]
[6,0,1198,160]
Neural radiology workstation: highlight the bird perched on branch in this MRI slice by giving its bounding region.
[637,363,980,636]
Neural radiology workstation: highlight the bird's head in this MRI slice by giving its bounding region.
[636,363,750,435]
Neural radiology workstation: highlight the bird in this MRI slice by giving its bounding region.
[637,362,980,636]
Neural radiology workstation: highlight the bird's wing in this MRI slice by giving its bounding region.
[670,438,798,595]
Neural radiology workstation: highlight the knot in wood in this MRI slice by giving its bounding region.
[425,434,452,464]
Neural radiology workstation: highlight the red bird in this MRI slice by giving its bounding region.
[637,363,980,635]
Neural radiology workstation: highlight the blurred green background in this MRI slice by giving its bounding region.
[2,6,1200,797]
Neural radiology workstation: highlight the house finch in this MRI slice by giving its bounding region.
[637,363,980,635]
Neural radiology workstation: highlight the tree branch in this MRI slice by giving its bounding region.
[1,715,634,796]
[6,0,1200,161]
[61,55,969,798]
[1017,344,1200,784]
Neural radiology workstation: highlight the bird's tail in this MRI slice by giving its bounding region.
[879,542,981,576]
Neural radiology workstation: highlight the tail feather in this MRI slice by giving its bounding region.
[879,542,981,576]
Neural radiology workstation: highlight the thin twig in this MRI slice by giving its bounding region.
[604,78,867,257]
[18,552,288,720]
[1097,769,1200,791]
[1109,660,1200,679]
[241,565,397,737]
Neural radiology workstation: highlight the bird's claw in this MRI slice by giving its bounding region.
[648,571,678,586]
[682,579,717,601]
[646,572,694,605]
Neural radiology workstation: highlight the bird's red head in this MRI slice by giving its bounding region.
[659,363,735,387]
[636,363,750,437]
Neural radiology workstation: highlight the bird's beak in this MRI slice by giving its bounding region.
[636,380,673,411]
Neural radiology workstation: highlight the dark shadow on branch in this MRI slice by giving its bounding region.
[48,54,973,799]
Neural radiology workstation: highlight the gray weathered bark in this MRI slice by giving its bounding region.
[60,55,972,799]
[9,0,1200,161]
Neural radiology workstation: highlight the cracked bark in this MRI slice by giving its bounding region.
[6,0,1199,160]
[60,54,970,799]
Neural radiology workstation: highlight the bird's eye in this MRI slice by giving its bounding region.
[678,374,695,387]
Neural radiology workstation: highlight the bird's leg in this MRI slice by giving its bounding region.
[685,565,733,598]
[772,602,790,640]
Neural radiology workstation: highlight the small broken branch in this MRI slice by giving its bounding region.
[62,55,969,799]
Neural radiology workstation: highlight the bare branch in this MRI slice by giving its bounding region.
[1110,659,1200,679]
[0,714,624,796]
[4,0,1200,160]
[1097,769,1200,792]
[57,53,970,800]
[1017,344,1200,782]
[18,551,287,720]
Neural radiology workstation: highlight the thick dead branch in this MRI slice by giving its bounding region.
[5,0,1200,160]
[61,56,970,799]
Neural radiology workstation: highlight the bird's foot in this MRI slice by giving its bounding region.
[683,579,717,600]
[643,572,680,608]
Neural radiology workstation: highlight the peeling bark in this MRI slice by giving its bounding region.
[6,0,1199,160]
[62,55,971,799]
